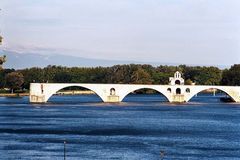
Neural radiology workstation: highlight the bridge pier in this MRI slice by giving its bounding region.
[169,95,186,103]
[106,95,120,102]
[29,83,47,103]
[30,95,46,103]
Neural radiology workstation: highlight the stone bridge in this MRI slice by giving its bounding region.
[29,71,240,103]
[29,83,240,103]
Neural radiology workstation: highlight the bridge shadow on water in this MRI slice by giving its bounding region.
[48,94,103,104]
[123,93,168,103]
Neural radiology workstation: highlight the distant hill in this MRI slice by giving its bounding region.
[0,50,229,69]
[1,50,152,69]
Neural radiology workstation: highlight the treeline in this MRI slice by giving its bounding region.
[1,64,240,92]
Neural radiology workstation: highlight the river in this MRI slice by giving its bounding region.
[0,94,239,160]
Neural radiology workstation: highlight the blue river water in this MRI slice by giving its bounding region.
[0,94,240,160]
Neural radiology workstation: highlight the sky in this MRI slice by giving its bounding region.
[1,0,240,66]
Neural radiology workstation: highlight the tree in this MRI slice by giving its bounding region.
[0,55,6,66]
[195,67,222,85]
[185,79,193,85]
[183,66,222,85]
[13,64,239,88]
[5,72,24,93]
[53,71,72,83]
[131,68,152,84]
[0,69,15,88]
[221,64,240,86]
[19,67,44,89]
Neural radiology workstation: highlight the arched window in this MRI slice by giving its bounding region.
[186,88,190,93]
[167,88,171,93]
[176,88,181,94]
[175,80,181,85]
[110,88,116,96]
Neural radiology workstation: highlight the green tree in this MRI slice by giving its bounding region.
[5,72,24,93]
[20,67,45,89]
[14,64,235,88]
[194,67,222,85]
[183,66,221,85]
[185,79,193,85]
[0,69,15,88]
[53,71,72,83]
[221,64,240,86]
[131,68,152,84]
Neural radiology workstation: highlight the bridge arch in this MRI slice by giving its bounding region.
[44,84,105,102]
[186,86,238,102]
[120,87,170,102]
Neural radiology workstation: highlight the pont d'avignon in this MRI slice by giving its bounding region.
[30,71,240,103]
[1,1,240,159]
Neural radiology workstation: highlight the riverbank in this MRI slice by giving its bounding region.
[0,93,29,97]
[0,90,95,97]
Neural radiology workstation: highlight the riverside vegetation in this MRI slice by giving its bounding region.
[0,64,240,94]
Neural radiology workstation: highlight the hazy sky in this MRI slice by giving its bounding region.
[1,0,240,65]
